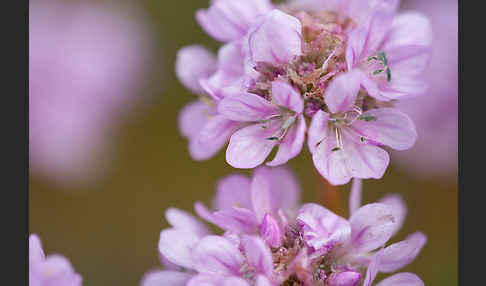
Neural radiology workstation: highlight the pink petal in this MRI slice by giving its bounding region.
[29,234,45,264]
[165,208,210,237]
[241,235,273,275]
[346,26,369,69]
[190,115,241,161]
[379,232,427,273]
[195,202,218,225]
[349,179,363,216]
[214,174,253,210]
[178,101,214,139]
[327,271,362,286]
[245,9,302,66]
[266,115,306,166]
[196,0,272,42]
[192,235,245,275]
[226,122,279,168]
[141,271,193,286]
[255,275,273,286]
[223,277,251,286]
[382,12,432,51]
[251,166,275,222]
[36,255,82,286]
[349,203,396,253]
[201,41,246,101]
[375,273,424,286]
[312,129,390,185]
[259,214,282,248]
[217,40,246,78]
[212,207,260,233]
[187,274,221,286]
[271,80,304,113]
[307,110,330,154]
[359,71,390,101]
[362,9,395,56]
[347,0,399,26]
[363,249,383,286]
[378,77,427,99]
[289,0,347,12]
[378,194,407,236]
[158,228,199,269]
[266,166,301,211]
[297,203,351,251]
[324,70,361,114]
[218,93,279,122]
[386,45,431,78]
[176,45,217,93]
[350,108,417,151]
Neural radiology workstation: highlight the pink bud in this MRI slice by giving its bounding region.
[259,214,282,248]
[327,271,362,286]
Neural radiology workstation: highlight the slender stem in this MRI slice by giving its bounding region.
[315,170,341,214]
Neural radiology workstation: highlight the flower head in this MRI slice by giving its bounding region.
[142,167,426,285]
[29,234,82,286]
[176,0,432,185]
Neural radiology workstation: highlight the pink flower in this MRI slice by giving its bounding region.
[295,179,426,274]
[177,0,431,185]
[393,0,458,180]
[219,81,307,168]
[29,1,151,184]
[307,70,417,185]
[346,4,432,100]
[194,166,300,244]
[145,169,426,285]
[29,234,82,286]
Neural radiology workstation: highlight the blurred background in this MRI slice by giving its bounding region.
[29,0,458,285]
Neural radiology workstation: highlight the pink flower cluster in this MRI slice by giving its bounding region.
[29,234,82,286]
[177,0,431,185]
[142,167,426,286]
[29,1,151,184]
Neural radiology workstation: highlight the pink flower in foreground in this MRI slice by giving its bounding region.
[29,1,151,184]
[29,234,82,286]
[142,167,426,285]
[177,0,432,185]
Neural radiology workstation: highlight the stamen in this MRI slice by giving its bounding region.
[260,114,283,129]
[331,127,343,151]
[266,116,296,141]
[343,106,363,126]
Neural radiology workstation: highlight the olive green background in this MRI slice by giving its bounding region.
[29,1,458,285]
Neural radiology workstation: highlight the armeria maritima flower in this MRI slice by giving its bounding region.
[176,0,431,185]
[29,234,82,286]
[29,1,151,184]
[141,166,426,285]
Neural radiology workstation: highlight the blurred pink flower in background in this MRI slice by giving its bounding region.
[393,0,458,181]
[29,0,152,185]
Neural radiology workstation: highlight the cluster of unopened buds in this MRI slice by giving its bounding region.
[142,167,426,286]
[177,0,431,185]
